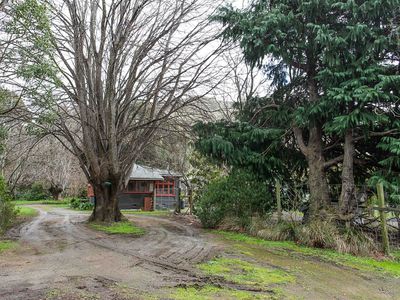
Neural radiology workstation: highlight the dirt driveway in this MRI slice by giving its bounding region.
[1,206,400,300]
[1,206,219,299]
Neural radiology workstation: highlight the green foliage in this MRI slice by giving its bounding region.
[0,177,17,234]
[197,0,400,219]
[196,170,274,228]
[89,222,145,235]
[69,197,94,211]
[8,0,56,80]
[369,135,400,206]
[194,121,304,180]
[188,150,224,205]
[16,182,51,201]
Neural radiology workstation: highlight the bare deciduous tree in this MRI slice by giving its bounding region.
[5,0,226,221]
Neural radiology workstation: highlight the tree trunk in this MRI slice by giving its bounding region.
[51,191,61,200]
[306,125,331,219]
[339,129,355,218]
[49,185,63,200]
[293,125,331,221]
[188,188,193,215]
[89,181,122,222]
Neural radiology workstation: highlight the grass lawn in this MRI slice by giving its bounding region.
[0,240,17,253]
[89,221,145,236]
[215,231,400,277]
[13,199,70,205]
[16,206,39,217]
[121,210,170,217]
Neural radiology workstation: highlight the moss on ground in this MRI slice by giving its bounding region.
[199,257,294,286]
[0,240,17,253]
[170,256,293,299]
[45,288,100,300]
[215,231,400,277]
[89,221,145,236]
[171,285,279,300]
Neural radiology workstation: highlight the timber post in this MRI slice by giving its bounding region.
[376,183,390,256]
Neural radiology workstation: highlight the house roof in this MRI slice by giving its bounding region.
[153,167,182,177]
[128,164,181,180]
[129,164,164,180]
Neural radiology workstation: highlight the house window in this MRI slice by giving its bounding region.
[128,181,136,192]
[127,181,150,193]
[155,179,175,196]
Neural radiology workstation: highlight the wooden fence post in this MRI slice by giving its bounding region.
[276,181,282,222]
[377,183,390,256]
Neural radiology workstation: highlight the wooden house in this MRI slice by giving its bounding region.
[88,164,181,211]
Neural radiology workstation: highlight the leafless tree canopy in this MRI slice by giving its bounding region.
[4,0,225,178]
[39,0,223,184]
[0,0,229,220]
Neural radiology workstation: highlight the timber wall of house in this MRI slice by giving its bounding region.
[117,193,147,209]
[154,195,176,210]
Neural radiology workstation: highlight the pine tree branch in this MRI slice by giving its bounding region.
[353,130,400,142]
[324,155,344,168]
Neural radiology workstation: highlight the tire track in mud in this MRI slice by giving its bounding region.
[2,206,271,300]
[2,207,221,291]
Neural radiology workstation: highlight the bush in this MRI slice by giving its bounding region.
[69,197,93,210]
[196,170,274,229]
[16,182,51,201]
[0,177,17,234]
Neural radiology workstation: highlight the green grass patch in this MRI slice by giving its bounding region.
[171,284,276,300]
[121,210,170,217]
[89,221,145,235]
[199,257,294,286]
[13,199,70,205]
[215,231,400,277]
[16,206,39,217]
[0,240,17,253]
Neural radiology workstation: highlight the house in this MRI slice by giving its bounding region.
[87,164,181,210]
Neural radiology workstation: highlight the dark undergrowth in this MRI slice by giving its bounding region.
[219,216,381,257]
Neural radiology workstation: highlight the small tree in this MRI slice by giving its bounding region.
[0,176,16,234]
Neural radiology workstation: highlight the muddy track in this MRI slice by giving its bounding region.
[0,206,222,299]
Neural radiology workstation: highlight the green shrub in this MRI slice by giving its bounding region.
[196,170,274,229]
[16,182,51,201]
[69,197,93,210]
[0,177,17,234]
